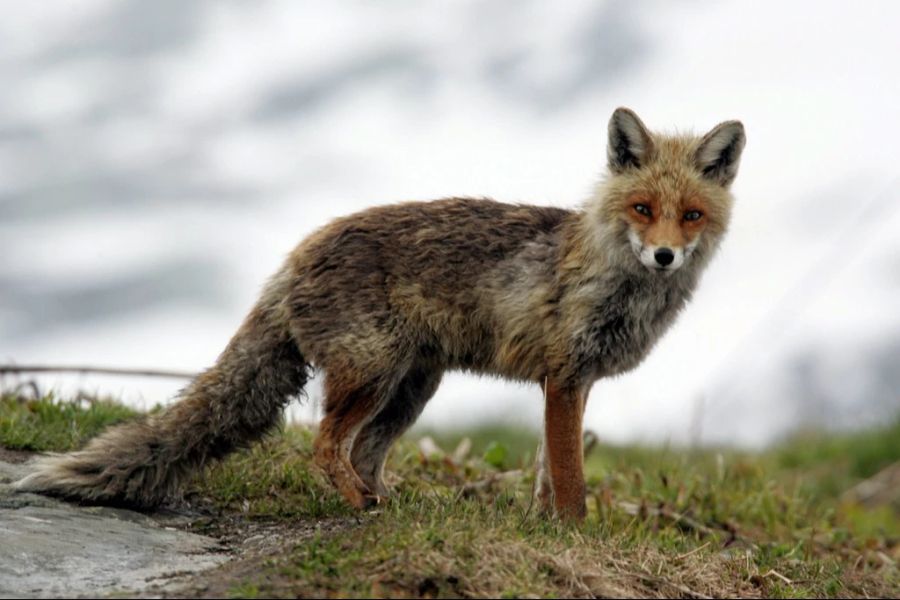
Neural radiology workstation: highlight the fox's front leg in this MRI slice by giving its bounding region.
[542,381,587,521]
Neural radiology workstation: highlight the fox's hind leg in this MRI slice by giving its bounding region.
[350,365,443,497]
[314,371,401,510]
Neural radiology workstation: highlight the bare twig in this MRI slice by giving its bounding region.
[0,364,196,380]
[762,569,793,585]
[675,541,712,561]
[459,470,524,495]
[618,500,749,547]
[637,574,713,599]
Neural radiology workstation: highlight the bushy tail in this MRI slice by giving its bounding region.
[15,291,310,507]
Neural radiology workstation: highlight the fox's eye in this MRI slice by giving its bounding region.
[683,210,703,222]
[633,204,652,218]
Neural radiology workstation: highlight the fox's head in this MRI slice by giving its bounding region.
[589,107,745,276]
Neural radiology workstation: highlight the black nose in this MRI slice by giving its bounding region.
[654,248,675,267]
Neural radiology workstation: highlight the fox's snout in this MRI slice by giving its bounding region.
[627,229,699,272]
[653,247,675,267]
[643,244,684,271]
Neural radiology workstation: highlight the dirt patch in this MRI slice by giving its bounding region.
[0,447,35,464]
[166,514,360,598]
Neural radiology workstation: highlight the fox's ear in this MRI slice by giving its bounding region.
[695,120,745,187]
[607,107,655,173]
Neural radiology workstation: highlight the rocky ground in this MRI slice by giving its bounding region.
[0,455,229,598]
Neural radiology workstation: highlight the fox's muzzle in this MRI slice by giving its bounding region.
[654,247,675,267]
[627,230,694,272]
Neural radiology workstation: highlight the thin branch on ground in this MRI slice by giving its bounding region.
[0,364,196,380]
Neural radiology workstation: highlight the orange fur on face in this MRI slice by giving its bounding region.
[624,193,710,250]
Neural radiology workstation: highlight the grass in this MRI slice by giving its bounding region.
[0,388,138,451]
[2,388,897,598]
[190,426,353,520]
[190,420,900,598]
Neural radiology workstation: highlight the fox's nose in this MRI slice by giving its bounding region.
[654,248,675,267]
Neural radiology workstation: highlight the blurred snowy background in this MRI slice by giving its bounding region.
[1,1,898,447]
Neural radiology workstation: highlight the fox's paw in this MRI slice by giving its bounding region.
[336,478,380,510]
[314,452,379,510]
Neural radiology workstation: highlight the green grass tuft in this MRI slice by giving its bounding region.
[0,389,138,452]
[189,427,353,519]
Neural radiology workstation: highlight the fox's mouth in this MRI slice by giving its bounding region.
[635,251,677,274]
[627,232,680,273]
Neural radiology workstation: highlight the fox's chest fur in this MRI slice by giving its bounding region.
[564,272,693,381]
[490,242,699,387]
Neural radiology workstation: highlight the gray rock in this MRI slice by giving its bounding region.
[0,458,229,598]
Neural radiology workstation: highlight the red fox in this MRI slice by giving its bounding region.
[16,108,745,520]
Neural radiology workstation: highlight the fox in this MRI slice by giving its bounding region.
[15,108,745,521]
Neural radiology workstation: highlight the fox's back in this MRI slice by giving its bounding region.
[284,198,571,371]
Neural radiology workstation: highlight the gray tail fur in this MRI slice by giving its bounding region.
[15,290,310,507]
